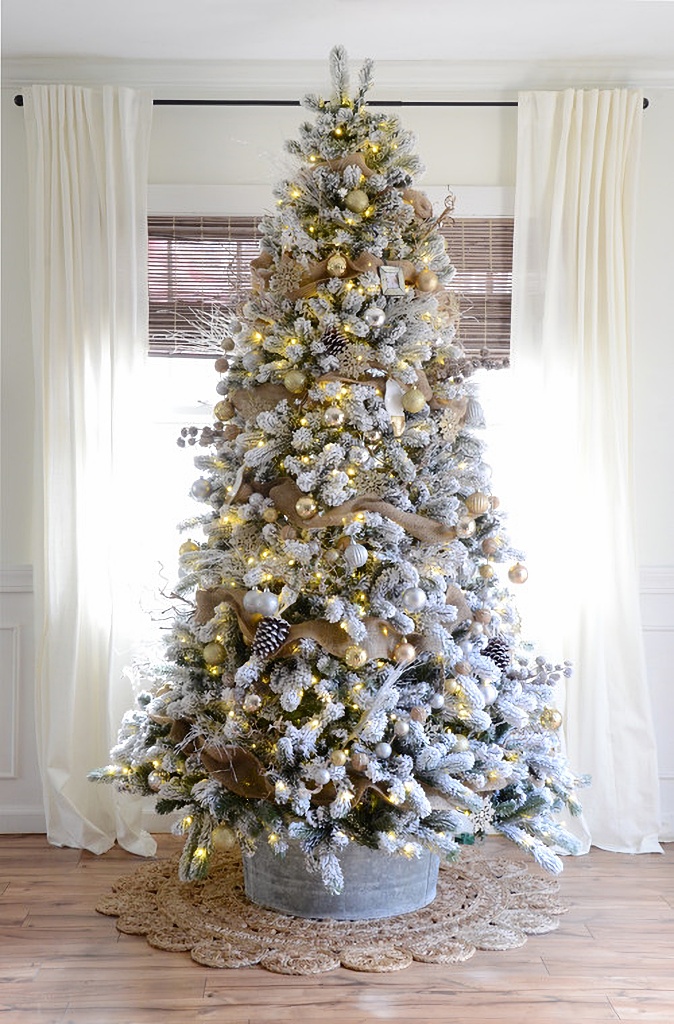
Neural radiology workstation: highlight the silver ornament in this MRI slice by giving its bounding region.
[255,590,279,617]
[402,586,427,612]
[190,478,212,500]
[348,446,369,465]
[314,768,331,786]
[243,590,263,614]
[480,682,498,706]
[429,693,445,710]
[455,516,477,539]
[393,719,410,737]
[363,306,386,328]
[147,770,164,792]
[375,742,392,759]
[344,541,368,570]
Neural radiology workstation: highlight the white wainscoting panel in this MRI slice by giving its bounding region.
[640,566,674,841]
[0,565,45,832]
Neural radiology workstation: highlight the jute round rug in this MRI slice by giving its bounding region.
[96,845,567,975]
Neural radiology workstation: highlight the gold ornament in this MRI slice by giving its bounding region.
[203,642,226,665]
[364,429,382,447]
[179,539,199,555]
[454,661,472,676]
[410,705,428,722]
[478,564,495,579]
[211,824,238,850]
[323,406,345,428]
[214,356,229,373]
[466,492,491,516]
[455,516,477,539]
[415,268,439,293]
[326,253,348,277]
[345,644,368,668]
[344,189,370,213]
[490,495,501,510]
[295,496,317,519]
[508,562,529,584]
[393,640,417,665]
[350,751,369,771]
[401,388,426,414]
[214,400,234,422]
[262,507,278,523]
[481,536,501,556]
[541,708,563,731]
[283,369,307,394]
[330,749,348,767]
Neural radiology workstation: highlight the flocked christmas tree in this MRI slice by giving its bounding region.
[92,48,584,894]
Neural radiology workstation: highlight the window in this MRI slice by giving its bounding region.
[147,215,513,365]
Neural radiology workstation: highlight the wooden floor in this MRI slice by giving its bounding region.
[0,834,672,1024]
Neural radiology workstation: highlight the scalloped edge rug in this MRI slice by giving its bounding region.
[96,845,567,975]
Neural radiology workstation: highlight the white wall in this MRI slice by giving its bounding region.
[1,66,672,834]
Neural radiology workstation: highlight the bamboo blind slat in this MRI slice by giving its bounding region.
[147,215,512,363]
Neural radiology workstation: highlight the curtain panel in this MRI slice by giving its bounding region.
[25,85,155,854]
[511,89,661,853]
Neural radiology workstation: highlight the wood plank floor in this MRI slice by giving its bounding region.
[1,833,672,1024]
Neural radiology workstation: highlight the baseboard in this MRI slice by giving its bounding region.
[0,806,46,833]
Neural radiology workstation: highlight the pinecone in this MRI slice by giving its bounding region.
[251,616,291,658]
[321,325,345,356]
[482,633,511,672]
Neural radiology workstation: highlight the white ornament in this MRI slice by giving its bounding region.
[314,768,331,786]
[402,586,427,612]
[243,590,263,614]
[375,742,392,759]
[429,693,445,710]
[393,719,410,737]
[344,541,368,570]
[363,306,386,328]
[480,682,498,705]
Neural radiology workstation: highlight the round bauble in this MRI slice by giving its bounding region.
[455,516,477,539]
[490,496,501,510]
[243,693,262,712]
[452,735,470,752]
[350,751,369,771]
[344,189,370,214]
[343,541,368,570]
[364,429,382,448]
[393,719,410,737]
[283,369,307,394]
[330,749,348,767]
[214,356,229,373]
[213,400,234,421]
[480,681,498,706]
[478,564,495,579]
[295,496,317,519]
[466,492,491,516]
[375,742,392,759]
[326,253,348,277]
[401,387,426,414]
[190,478,212,501]
[481,537,501,556]
[323,406,345,428]
[410,706,428,723]
[179,539,199,555]
[429,693,445,710]
[255,590,280,617]
[314,768,331,786]
[212,825,237,850]
[473,608,492,625]
[363,306,386,328]
[415,268,439,292]
[243,590,262,614]
[215,379,229,396]
[541,707,563,730]
[203,642,226,665]
[401,586,427,613]
[262,507,278,523]
[345,644,368,669]
[147,770,164,792]
[393,641,417,665]
[324,548,341,564]
[508,562,529,584]
[348,445,369,465]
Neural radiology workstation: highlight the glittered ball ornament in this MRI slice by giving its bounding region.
[214,400,234,421]
[401,387,426,414]
[147,771,164,792]
[326,253,348,277]
[393,640,417,665]
[262,507,278,523]
[203,642,226,665]
[345,644,368,669]
[214,356,229,373]
[179,539,199,555]
[243,693,262,712]
[363,306,386,328]
[401,586,427,612]
[330,749,348,767]
[508,562,529,584]
[323,406,345,428]
[344,189,370,213]
[295,496,317,519]
[348,446,369,465]
[415,268,439,292]
[478,564,495,579]
[190,478,212,501]
[211,825,238,851]
[364,429,382,448]
[283,369,307,394]
[313,768,332,786]
[541,707,563,730]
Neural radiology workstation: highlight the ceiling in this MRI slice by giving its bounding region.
[3,0,674,65]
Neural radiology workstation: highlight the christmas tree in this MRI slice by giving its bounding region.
[93,48,583,895]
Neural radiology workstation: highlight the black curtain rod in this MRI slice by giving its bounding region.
[11,95,652,110]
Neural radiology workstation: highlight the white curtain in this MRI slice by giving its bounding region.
[25,86,156,855]
[510,89,661,853]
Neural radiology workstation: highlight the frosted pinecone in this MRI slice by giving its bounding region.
[321,325,346,356]
[251,616,291,658]
[482,633,511,672]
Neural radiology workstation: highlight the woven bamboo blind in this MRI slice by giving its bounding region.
[148,215,513,364]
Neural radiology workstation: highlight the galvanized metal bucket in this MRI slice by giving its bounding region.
[242,840,439,920]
